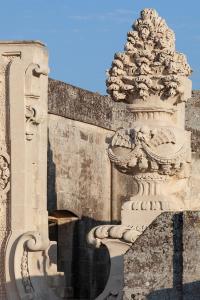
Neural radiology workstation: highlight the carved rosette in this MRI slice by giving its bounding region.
[106,8,191,104]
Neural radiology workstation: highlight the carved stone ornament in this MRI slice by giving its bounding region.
[0,147,10,197]
[25,105,43,141]
[106,8,192,212]
[108,127,190,178]
[88,9,192,300]
[14,231,63,300]
[106,8,192,104]
[108,125,191,210]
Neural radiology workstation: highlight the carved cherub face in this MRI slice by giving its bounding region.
[115,52,125,61]
[140,8,155,20]
[158,37,168,49]
[0,157,6,169]
[139,26,150,40]
[161,164,172,175]
[132,31,140,41]
[141,9,148,20]
[134,126,150,144]
[165,29,175,49]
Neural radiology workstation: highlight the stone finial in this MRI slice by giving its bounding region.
[88,9,193,300]
[106,8,192,104]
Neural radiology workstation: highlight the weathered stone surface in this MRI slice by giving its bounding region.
[123,211,200,300]
[186,90,200,152]
[48,114,112,220]
[47,77,200,299]
[48,78,134,131]
[48,79,199,154]
[47,112,113,299]
[0,41,64,300]
[87,8,194,300]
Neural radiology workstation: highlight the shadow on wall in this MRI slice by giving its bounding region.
[9,213,200,300]
[6,277,200,300]
[147,281,200,300]
[49,216,111,300]
[47,132,200,299]
[123,212,200,300]
[48,131,57,214]
[47,134,111,299]
[146,214,200,299]
[147,213,184,300]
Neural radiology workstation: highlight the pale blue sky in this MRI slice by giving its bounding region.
[1,0,199,94]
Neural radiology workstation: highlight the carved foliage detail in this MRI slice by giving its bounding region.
[106,9,191,102]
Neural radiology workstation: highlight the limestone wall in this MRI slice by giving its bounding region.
[123,211,200,299]
[48,78,141,298]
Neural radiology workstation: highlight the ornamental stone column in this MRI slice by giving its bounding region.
[88,8,192,299]
[0,41,63,300]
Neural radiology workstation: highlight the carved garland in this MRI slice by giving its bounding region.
[21,248,34,295]
[108,127,190,178]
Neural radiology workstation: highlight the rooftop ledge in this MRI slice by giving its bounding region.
[0,40,46,47]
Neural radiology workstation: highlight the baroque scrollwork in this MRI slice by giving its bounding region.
[106,9,191,103]
[16,231,51,299]
[25,105,43,141]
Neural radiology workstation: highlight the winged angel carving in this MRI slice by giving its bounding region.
[108,126,190,179]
